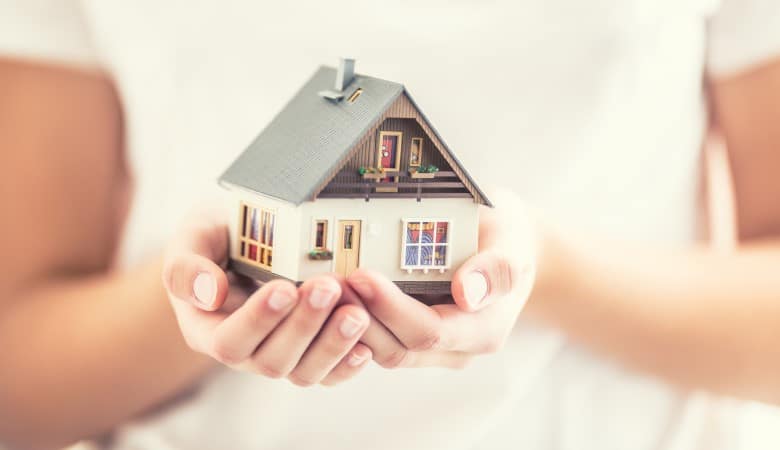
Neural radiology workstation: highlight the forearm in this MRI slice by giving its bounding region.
[529,230,780,403]
[0,257,215,449]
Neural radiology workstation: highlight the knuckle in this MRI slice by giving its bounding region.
[378,348,409,369]
[319,378,339,387]
[289,310,320,334]
[244,303,269,329]
[287,372,317,387]
[323,335,353,358]
[162,260,189,299]
[253,361,287,379]
[320,370,349,387]
[289,320,315,340]
[493,254,515,292]
[209,339,241,365]
[408,328,440,352]
[359,288,381,307]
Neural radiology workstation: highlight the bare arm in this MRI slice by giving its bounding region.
[0,59,213,449]
[528,59,780,404]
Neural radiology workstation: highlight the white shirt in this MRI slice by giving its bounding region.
[2,1,780,449]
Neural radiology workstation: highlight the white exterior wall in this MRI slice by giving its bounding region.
[297,198,480,282]
[225,187,302,280]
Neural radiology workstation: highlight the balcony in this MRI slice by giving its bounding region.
[317,169,472,202]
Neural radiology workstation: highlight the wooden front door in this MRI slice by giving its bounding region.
[334,220,361,277]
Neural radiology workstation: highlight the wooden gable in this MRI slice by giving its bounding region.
[313,93,489,204]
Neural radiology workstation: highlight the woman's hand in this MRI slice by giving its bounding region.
[344,188,538,369]
[162,211,373,386]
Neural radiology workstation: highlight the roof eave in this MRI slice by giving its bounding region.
[218,179,303,206]
[401,89,493,208]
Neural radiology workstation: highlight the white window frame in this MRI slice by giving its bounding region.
[400,218,452,274]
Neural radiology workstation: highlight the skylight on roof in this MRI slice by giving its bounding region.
[347,88,363,104]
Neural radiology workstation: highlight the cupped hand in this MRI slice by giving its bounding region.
[343,188,537,369]
[162,211,373,386]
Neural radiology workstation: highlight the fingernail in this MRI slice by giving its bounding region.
[339,315,364,339]
[349,277,374,300]
[347,351,368,367]
[193,272,216,307]
[267,290,295,311]
[463,271,489,308]
[308,286,336,309]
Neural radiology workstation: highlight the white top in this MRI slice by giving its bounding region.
[3,1,780,449]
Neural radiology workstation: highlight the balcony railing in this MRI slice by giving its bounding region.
[317,170,472,202]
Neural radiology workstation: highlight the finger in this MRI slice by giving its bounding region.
[432,301,525,354]
[320,343,373,386]
[168,211,230,264]
[424,303,494,353]
[333,275,413,369]
[168,298,229,354]
[334,273,447,369]
[163,253,229,311]
[162,218,230,311]
[209,280,299,365]
[347,269,442,351]
[402,349,474,369]
[250,276,341,377]
[288,304,369,386]
[220,273,260,313]
[451,250,528,312]
[435,259,534,353]
[347,344,470,370]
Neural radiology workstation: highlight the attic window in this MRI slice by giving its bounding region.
[347,88,363,103]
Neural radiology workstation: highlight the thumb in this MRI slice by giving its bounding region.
[162,218,231,312]
[451,250,527,312]
[163,253,229,311]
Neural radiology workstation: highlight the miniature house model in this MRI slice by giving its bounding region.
[219,59,491,295]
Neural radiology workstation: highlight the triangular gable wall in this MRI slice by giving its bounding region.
[311,92,491,205]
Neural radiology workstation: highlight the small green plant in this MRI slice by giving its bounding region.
[358,166,386,176]
[416,165,439,174]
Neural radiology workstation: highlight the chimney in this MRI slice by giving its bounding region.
[334,58,355,92]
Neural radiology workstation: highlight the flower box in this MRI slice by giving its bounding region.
[410,171,436,179]
[409,165,439,179]
[360,168,398,180]
[308,249,333,260]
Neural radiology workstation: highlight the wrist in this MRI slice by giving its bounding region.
[526,218,579,317]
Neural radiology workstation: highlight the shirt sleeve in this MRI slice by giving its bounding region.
[0,0,99,68]
[707,0,780,77]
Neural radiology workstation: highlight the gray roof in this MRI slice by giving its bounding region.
[219,66,491,206]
